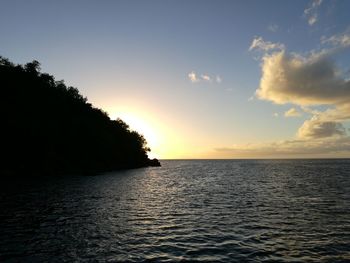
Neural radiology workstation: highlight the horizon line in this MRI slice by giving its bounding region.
[158,158,350,160]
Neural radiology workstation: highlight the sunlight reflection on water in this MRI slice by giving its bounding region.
[1,160,350,262]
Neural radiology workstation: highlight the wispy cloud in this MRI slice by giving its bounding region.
[188,71,222,84]
[284,108,302,117]
[267,24,279,32]
[304,0,323,26]
[201,74,211,82]
[321,30,350,48]
[188,71,199,83]
[249,37,285,52]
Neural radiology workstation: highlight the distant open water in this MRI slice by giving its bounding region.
[1,160,350,262]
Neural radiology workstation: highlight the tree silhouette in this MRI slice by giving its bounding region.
[0,56,160,176]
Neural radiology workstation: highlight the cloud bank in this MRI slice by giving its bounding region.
[215,136,350,158]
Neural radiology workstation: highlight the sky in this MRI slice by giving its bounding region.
[1,0,350,159]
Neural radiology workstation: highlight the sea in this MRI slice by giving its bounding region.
[1,159,349,262]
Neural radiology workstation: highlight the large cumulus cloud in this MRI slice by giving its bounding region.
[256,51,350,105]
[249,33,350,151]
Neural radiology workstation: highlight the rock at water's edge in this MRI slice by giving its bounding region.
[148,158,161,167]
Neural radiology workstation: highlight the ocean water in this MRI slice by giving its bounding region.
[1,159,350,262]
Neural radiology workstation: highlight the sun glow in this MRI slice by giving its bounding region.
[107,105,204,160]
[110,108,169,158]
[110,111,161,159]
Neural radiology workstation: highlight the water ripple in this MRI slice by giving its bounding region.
[1,159,350,262]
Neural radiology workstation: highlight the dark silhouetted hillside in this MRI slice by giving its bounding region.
[0,56,160,176]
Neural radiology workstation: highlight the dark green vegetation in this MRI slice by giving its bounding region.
[0,56,160,176]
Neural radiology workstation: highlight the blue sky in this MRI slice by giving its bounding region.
[1,0,350,158]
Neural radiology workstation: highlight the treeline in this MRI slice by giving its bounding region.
[0,56,159,176]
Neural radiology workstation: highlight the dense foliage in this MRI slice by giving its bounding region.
[0,56,159,175]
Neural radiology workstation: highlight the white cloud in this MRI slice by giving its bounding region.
[273,112,279,117]
[296,104,350,139]
[249,37,285,52]
[188,71,222,84]
[254,38,350,141]
[301,106,322,115]
[304,0,323,26]
[308,15,318,26]
[201,74,211,82]
[285,108,302,117]
[188,71,199,83]
[247,30,350,156]
[297,116,346,139]
[256,50,350,106]
[321,31,350,48]
[268,24,279,32]
[248,96,255,102]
